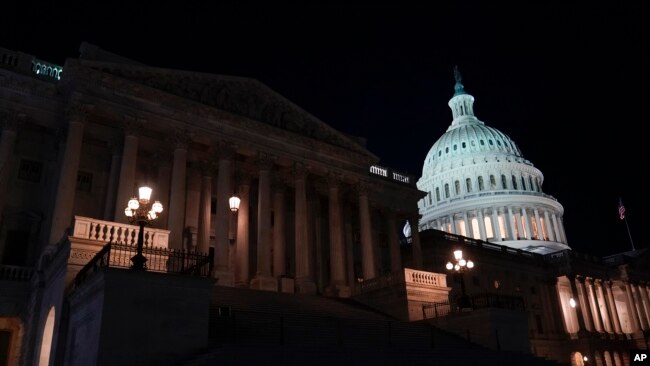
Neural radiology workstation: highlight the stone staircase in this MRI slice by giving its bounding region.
[176,286,567,366]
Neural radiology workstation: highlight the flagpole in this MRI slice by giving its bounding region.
[624,216,635,251]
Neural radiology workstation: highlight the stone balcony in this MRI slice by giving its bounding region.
[66,216,171,285]
[353,268,451,321]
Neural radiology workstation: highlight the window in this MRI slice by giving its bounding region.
[436,187,440,201]
[521,176,527,191]
[529,176,536,192]
[489,139,494,145]
[438,150,442,157]
[465,178,472,193]
[478,176,485,191]
[444,184,450,198]
[512,175,518,190]
[480,140,485,145]
[445,147,449,153]
[501,175,508,189]
[453,144,457,151]
[76,171,93,192]
[462,142,467,148]
[18,159,43,183]
[490,175,497,190]
[454,180,460,195]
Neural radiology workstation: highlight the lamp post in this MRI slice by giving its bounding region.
[124,186,164,270]
[446,249,475,310]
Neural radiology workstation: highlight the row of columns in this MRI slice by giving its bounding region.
[429,206,566,244]
[563,275,650,336]
[40,105,423,295]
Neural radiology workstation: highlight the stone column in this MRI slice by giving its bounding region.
[569,276,590,333]
[152,152,171,229]
[0,110,20,217]
[463,212,472,238]
[491,209,502,241]
[477,210,487,240]
[410,215,423,269]
[522,208,532,240]
[387,211,402,274]
[327,174,349,296]
[272,181,286,279]
[551,214,561,243]
[213,143,235,286]
[49,104,88,244]
[632,283,649,330]
[235,173,251,286]
[506,207,516,240]
[533,209,543,240]
[543,210,555,241]
[605,281,623,334]
[197,162,213,254]
[639,283,650,329]
[586,278,604,332]
[102,141,121,220]
[357,181,376,280]
[251,154,277,291]
[515,208,524,239]
[113,116,142,223]
[294,162,315,293]
[624,282,641,332]
[595,280,613,333]
[167,133,189,250]
[448,214,456,234]
[575,276,595,332]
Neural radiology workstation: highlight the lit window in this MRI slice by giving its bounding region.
[471,218,480,239]
[484,216,494,238]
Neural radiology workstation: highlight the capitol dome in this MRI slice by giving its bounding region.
[417,69,570,254]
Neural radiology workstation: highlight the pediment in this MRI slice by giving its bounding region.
[83,61,374,158]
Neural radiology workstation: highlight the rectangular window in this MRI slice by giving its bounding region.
[17,159,43,183]
[76,171,93,192]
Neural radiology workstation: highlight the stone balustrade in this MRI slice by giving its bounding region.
[405,268,447,287]
[0,265,35,281]
[72,216,170,248]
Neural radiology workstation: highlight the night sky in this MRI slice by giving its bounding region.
[4,1,648,256]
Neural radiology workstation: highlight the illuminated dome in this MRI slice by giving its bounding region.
[416,69,570,254]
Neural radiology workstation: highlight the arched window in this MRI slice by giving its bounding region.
[453,144,457,151]
[501,174,508,189]
[445,147,449,153]
[489,139,494,145]
[490,175,496,190]
[436,187,440,202]
[512,175,518,190]
[454,180,461,195]
[478,176,485,191]
[466,178,472,193]
[444,184,450,198]
[438,150,442,157]
[480,140,485,146]
[462,142,467,148]
[521,176,527,191]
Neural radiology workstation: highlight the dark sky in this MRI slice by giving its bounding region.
[4,1,649,256]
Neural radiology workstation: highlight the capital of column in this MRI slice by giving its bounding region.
[355,179,370,196]
[169,128,194,150]
[292,161,308,180]
[121,115,146,136]
[257,152,275,170]
[212,140,236,160]
[65,101,92,125]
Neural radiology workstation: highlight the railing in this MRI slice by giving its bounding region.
[422,293,525,319]
[0,265,35,281]
[405,268,447,287]
[431,189,558,208]
[368,164,415,186]
[356,268,447,294]
[72,216,170,248]
[71,242,213,292]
